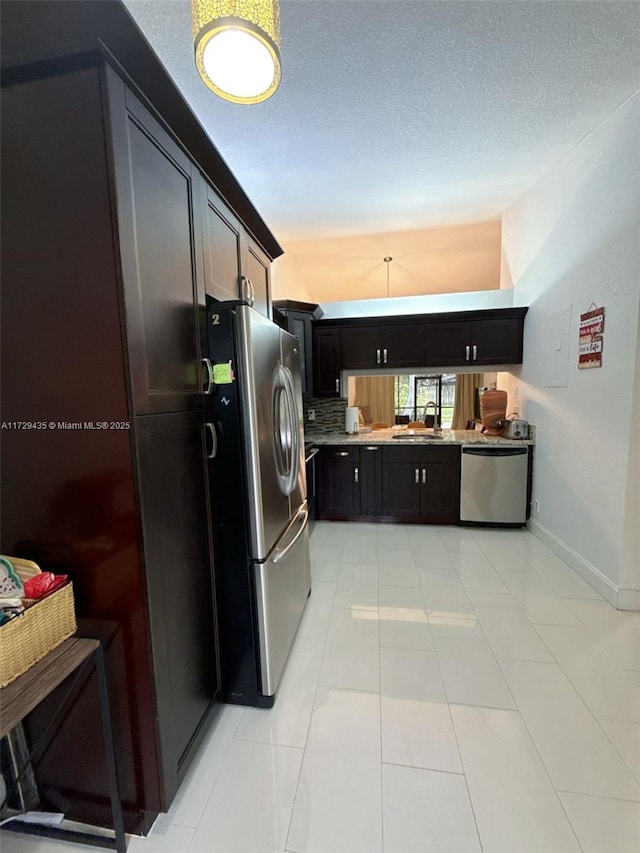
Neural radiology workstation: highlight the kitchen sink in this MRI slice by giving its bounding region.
[392,432,444,440]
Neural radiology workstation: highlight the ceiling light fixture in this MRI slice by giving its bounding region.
[192,0,282,105]
[383,256,393,297]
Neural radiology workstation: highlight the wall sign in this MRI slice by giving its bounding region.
[578,306,605,369]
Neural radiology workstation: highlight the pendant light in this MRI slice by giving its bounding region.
[192,0,281,105]
[383,256,393,297]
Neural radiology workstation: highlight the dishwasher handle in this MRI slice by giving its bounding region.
[462,446,528,457]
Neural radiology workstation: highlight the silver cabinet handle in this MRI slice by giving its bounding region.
[205,422,217,459]
[335,378,340,393]
[305,447,320,462]
[422,468,427,484]
[415,468,420,484]
[465,345,470,361]
[336,451,349,457]
[472,344,477,360]
[354,467,359,483]
[202,358,213,395]
[376,348,381,364]
[365,446,378,451]
[383,348,388,364]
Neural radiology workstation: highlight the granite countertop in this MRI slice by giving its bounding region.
[304,428,534,446]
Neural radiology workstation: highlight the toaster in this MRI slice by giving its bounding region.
[501,418,529,440]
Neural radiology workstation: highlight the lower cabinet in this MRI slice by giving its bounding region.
[381,445,460,523]
[316,445,382,519]
[134,411,220,801]
[316,443,460,524]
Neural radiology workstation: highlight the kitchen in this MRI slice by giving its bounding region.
[1,2,639,852]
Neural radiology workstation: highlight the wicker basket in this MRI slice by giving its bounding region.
[0,582,77,687]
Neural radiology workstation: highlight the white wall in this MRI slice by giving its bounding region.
[271,252,313,302]
[282,220,502,303]
[499,91,640,608]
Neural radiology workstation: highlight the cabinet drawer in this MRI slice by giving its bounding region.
[324,446,357,463]
[381,445,416,464]
[425,445,461,464]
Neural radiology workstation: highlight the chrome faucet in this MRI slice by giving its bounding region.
[423,401,441,434]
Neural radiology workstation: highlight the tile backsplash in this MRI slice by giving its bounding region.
[303,397,347,434]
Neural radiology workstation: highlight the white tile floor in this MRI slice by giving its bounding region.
[4,521,640,852]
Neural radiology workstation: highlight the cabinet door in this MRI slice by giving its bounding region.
[313,328,341,397]
[317,447,359,518]
[340,327,381,369]
[381,447,421,521]
[470,318,523,365]
[424,322,471,367]
[359,445,382,517]
[421,447,461,523]
[107,75,204,414]
[200,181,243,303]
[244,236,272,320]
[135,410,219,804]
[286,311,313,398]
[382,324,425,368]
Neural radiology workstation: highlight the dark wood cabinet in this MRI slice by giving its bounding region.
[423,322,472,367]
[245,236,272,320]
[197,178,272,319]
[359,445,383,516]
[317,443,459,523]
[286,311,313,398]
[317,447,359,518]
[134,411,219,793]
[470,317,523,365]
[272,301,321,399]
[108,82,205,415]
[380,447,422,521]
[313,327,342,397]
[340,324,424,369]
[382,324,426,367]
[340,327,381,369]
[381,445,460,523]
[424,317,524,367]
[313,309,527,374]
[420,450,461,522]
[199,182,244,304]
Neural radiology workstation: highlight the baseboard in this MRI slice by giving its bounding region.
[527,519,621,608]
[617,587,640,611]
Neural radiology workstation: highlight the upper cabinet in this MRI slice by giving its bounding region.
[197,178,272,319]
[272,301,323,399]
[312,308,527,388]
[340,324,425,369]
[313,327,341,397]
[424,316,524,366]
[199,184,243,304]
[244,237,272,320]
[108,79,205,415]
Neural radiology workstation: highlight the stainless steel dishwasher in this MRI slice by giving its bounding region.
[460,445,529,526]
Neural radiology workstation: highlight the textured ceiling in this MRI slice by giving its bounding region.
[122,0,640,246]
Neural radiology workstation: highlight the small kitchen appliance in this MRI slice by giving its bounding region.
[345,406,360,434]
[500,418,529,440]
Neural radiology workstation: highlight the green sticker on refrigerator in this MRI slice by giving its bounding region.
[213,362,234,384]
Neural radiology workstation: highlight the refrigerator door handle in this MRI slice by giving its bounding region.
[205,422,217,459]
[272,505,309,564]
[202,358,214,395]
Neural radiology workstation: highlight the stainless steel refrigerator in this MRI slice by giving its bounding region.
[204,301,311,707]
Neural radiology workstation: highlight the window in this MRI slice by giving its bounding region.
[394,374,456,428]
